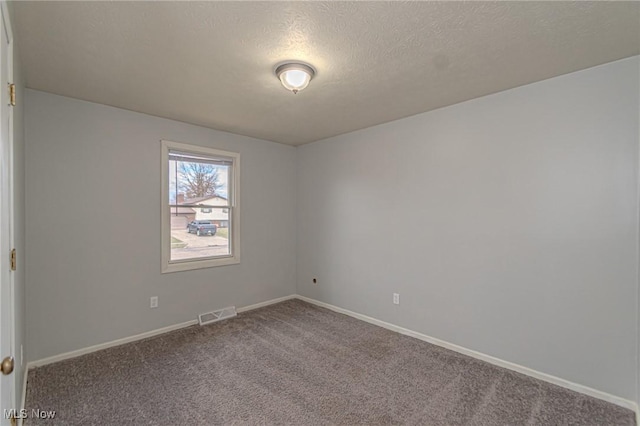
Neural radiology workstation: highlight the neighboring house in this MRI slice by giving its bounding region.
[170,194,230,228]
[171,194,229,228]
[191,195,230,227]
[170,206,196,229]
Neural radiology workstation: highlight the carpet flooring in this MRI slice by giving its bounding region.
[25,299,634,425]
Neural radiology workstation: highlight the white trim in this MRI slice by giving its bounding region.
[160,139,240,274]
[0,3,11,45]
[0,1,17,416]
[18,367,26,426]
[295,295,639,413]
[236,294,296,313]
[22,293,638,418]
[27,294,296,368]
[163,255,240,273]
[28,319,198,368]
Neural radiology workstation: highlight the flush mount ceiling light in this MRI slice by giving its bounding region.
[275,62,315,94]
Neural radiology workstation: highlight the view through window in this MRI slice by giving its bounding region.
[168,150,233,263]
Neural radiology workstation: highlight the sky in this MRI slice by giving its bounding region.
[169,160,229,203]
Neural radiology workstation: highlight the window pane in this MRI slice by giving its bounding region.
[169,152,232,262]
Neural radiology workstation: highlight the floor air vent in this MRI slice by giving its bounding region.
[198,306,237,325]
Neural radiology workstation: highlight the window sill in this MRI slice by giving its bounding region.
[161,255,240,274]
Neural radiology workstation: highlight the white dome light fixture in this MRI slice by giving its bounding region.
[275,62,315,94]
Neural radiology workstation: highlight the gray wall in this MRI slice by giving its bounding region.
[25,90,297,361]
[296,57,640,400]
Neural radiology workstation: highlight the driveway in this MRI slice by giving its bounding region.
[171,228,229,260]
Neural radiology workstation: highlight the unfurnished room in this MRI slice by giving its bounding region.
[0,1,638,425]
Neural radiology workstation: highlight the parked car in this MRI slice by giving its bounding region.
[187,220,217,236]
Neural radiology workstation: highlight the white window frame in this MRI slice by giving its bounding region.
[161,140,240,273]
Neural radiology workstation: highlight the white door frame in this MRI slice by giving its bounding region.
[0,1,15,422]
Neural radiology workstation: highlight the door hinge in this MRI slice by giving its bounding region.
[8,83,15,107]
[10,248,16,271]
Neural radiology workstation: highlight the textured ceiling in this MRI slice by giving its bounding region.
[13,1,640,145]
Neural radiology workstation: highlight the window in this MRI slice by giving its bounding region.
[161,140,240,273]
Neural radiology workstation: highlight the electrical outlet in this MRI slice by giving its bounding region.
[393,293,400,305]
[150,296,158,308]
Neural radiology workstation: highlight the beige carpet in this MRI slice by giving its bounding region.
[25,299,634,425]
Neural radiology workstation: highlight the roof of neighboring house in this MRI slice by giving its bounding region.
[170,206,196,214]
[183,195,228,206]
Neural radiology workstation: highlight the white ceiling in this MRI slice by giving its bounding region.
[13,1,640,146]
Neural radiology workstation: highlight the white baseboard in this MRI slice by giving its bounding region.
[23,292,638,418]
[28,319,198,368]
[28,294,297,369]
[236,294,296,313]
[294,295,638,413]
